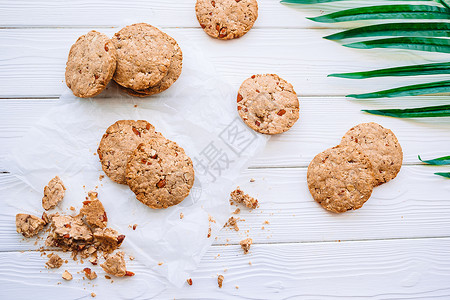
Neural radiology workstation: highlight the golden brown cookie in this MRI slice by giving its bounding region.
[100,251,128,277]
[80,191,107,228]
[16,213,46,238]
[126,138,195,209]
[65,30,117,98]
[42,176,65,211]
[340,122,403,186]
[195,0,258,40]
[237,74,299,135]
[97,120,163,185]
[307,145,376,213]
[111,23,173,90]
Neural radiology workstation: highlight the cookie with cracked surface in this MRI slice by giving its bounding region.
[195,0,258,40]
[46,253,63,269]
[112,23,173,90]
[97,120,163,184]
[340,122,403,186]
[307,145,376,213]
[65,30,117,98]
[42,176,66,211]
[126,138,195,209]
[237,74,299,135]
[16,213,46,238]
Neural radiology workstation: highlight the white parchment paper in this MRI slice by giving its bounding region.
[1,36,268,289]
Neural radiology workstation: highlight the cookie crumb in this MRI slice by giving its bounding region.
[89,257,98,265]
[240,238,253,254]
[62,270,73,281]
[218,274,224,288]
[99,175,104,181]
[232,208,240,215]
[187,278,193,286]
[180,212,184,219]
[250,178,255,182]
[129,256,135,261]
[224,216,239,231]
[132,224,137,230]
[105,275,111,280]
[249,261,252,265]
[46,253,63,269]
[207,226,211,238]
[235,285,239,289]
[230,187,258,209]
[70,206,75,211]
[80,191,107,228]
[263,220,270,225]
[83,267,97,280]
[158,262,163,266]
[91,293,96,298]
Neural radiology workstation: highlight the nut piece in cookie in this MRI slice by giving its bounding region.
[80,191,107,228]
[100,251,129,277]
[93,227,125,254]
[46,214,93,250]
[42,176,66,211]
[340,122,403,186]
[230,187,258,209]
[111,23,173,90]
[195,0,258,40]
[16,213,46,238]
[307,145,376,213]
[65,30,117,98]
[97,120,163,185]
[237,74,299,135]
[46,253,64,269]
[126,138,195,209]
[240,238,253,254]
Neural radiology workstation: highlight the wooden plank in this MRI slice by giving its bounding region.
[1,28,449,98]
[2,165,450,252]
[0,0,414,28]
[1,97,449,169]
[1,238,450,299]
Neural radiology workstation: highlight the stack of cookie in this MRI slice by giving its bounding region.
[307,122,403,213]
[97,120,195,209]
[65,23,182,98]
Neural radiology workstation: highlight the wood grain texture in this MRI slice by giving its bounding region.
[1,97,449,170]
[2,165,449,252]
[1,28,449,98]
[1,238,450,299]
[0,0,407,28]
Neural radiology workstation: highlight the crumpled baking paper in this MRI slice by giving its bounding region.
[1,35,268,288]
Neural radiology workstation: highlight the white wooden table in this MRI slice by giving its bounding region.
[1,1,450,299]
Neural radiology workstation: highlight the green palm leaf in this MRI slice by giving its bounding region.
[435,172,450,178]
[344,37,450,53]
[325,23,450,40]
[308,5,450,23]
[362,104,450,118]
[419,155,450,165]
[348,80,450,99]
[329,62,450,79]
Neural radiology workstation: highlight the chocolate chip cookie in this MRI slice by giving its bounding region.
[126,138,195,209]
[97,120,163,184]
[195,0,259,40]
[111,23,173,90]
[65,30,117,98]
[237,74,299,135]
[307,145,376,213]
[340,122,403,186]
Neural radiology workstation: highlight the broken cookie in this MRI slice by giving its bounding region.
[46,214,93,251]
[93,227,125,253]
[80,191,107,228]
[46,253,64,269]
[100,251,131,277]
[62,270,73,281]
[83,267,97,280]
[16,213,46,238]
[218,274,224,288]
[230,187,258,209]
[42,176,66,210]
